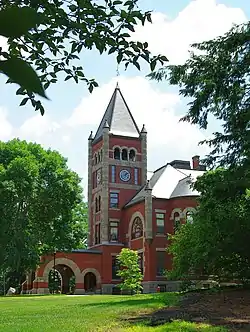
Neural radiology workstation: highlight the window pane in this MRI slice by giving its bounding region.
[110,193,118,198]
[111,166,116,183]
[112,256,120,279]
[134,168,138,185]
[156,251,165,276]
[156,219,164,226]
[156,213,164,219]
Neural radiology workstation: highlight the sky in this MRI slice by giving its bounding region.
[0,0,248,196]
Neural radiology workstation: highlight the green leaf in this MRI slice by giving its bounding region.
[0,6,42,38]
[146,13,152,23]
[0,57,47,99]
[19,98,29,106]
[150,60,157,71]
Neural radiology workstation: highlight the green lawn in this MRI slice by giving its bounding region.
[0,293,226,332]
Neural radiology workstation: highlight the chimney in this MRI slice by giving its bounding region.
[192,155,200,170]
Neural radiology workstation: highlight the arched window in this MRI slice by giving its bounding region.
[98,196,101,212]
[131,217,143,239]
[95,197,98,213]
[114,147,120,160]
[122,148,128,160]
[174,212,181,233]
[186,211,194,224]
[129,149,136,161]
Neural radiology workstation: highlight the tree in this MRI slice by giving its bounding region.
[116,248,143,294]
[0,139,85,280]
[168,167,250,283]
[0,1,168,114]
[72,201,89,249]
[150,19,250,285]
[150,22,250,169]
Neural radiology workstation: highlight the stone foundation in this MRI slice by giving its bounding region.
[101,284,114,294]
[74,288,85,295]
[36,287,50,294]
[142,281,181,293]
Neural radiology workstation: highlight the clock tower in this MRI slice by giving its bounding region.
[88,83,147,247]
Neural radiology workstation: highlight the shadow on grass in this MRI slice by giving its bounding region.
[123,289,250,332]
[77,293,178,310]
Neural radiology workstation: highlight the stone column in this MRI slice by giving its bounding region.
[144,180,153,240]
[87,131,93,247]
[140,124,147,186]
[101,120,110,243]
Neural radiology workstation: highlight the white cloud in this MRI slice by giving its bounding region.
[67,76,208,166]
[132,0,247,64]
[19,114,60,141]
[0,108,13,140]
[1,0,247,195]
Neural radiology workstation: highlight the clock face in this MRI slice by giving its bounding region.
[119,169,131,182]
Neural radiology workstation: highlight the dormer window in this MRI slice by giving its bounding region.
[129,149,136,161]
[114,148,120,160]
[122,149,128,160]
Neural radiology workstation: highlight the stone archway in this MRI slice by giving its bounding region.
[52,264,74,294]
[43,258,83,284]
[82,268,101,293]
[84,272,96,292]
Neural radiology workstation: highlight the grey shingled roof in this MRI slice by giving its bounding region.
[93,84,140,143]
[125,164,204,207]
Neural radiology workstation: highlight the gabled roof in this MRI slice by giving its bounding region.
[93,84,140,143]
[125,164,204,207]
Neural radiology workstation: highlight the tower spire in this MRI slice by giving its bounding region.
[92,86,140,143]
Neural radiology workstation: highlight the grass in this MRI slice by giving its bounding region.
[0,293,227,332]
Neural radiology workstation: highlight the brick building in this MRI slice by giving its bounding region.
[23,84,205,295]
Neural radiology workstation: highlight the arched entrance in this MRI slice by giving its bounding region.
[84,272,96,292]
[49,264,75,294]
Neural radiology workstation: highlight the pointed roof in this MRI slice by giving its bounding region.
[93,85,140,143]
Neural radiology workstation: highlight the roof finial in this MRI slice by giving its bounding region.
[141,124,147,134]
[88,131,93,140]
[145,180,152,191]
[103,119,109,129]
[116,81,119,89]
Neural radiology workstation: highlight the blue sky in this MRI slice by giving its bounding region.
[0,0,248,195]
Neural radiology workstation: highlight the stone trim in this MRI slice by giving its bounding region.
[82,268,101,284]
[170,208,183,220]
[131,236,143,241]
[109,183,141,190]
[101,242,124,246]
[42,257,83,283]
[109,189,120,193]
[92,164,103,172]
[182,207,196,217]
[155,209,166,213]
[109,218,120,222]
[109,159,142,167]
[128,211,145,244]
[156,248,166,251]
[145,190,153,239]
